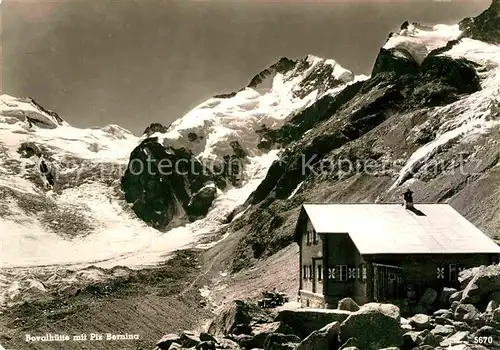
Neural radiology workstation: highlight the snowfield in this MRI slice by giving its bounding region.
[391,38,500,190]
[0,56,357,307]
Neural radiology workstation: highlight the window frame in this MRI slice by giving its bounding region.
[339,265,348,281]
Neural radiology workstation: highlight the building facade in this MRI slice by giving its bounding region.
[295,200,500,309]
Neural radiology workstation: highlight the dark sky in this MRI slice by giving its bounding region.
[1,0,491,135]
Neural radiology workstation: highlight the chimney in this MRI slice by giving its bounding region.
[403,189,414,210]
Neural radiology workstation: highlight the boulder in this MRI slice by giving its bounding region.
[450,301,461,313]
[418,288,438,310]
[199,333,218,344]
[485,300,499,314]
[431,325,455,337]
[244,322,295,349]
[462,265,500,301]
[296,321,340,350]
[217,338,240,349]
[179,331,200,348]
[263,333,301,350]
[167,343,182,350]
[403,331,422,349]
[454,303,481,323]
[340,303,403,349]
[439,331,470,347]
[196,341,216,350]
[187,184,217,218]
[490,290,500,304]
[156,334,181,350]
[208,300,272,337]
[339,337,362,350]
[276,308,352,338]
[338,298,360,312]
[400,317,412,331]
[409,314,432,330]
[439,287,457,308]
[461,283,481,304]
[419,331,440,347]
[449,291,463,304]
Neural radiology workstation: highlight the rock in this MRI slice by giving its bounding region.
[431,325,455,337]
[454,303,481,323]
[179,331,200,348]
[485,300,499,314]
[492,308,500,324]
[121,139,215,230]
[474,325,500,337]
[439,287,457,308]
[460,0,500,44]
[199,333,218,343]
[439,331,470,347]
[403,331,421,349]
[459,266,483,288]
[434,309,453,324]
[217,338,240,349]
[339,337,362,350]
[409,314,432,330]
[450,291,463,304]
[418,288,438,309]
[450,320,472,332]
[244,322,295,349]
[156,334,181,350]
[196,341,216,350]
[296,321,340,350]
[143,122,169,136]
[340,303,403,349]
[262,333,300,350]
[371,47,420,77]
[462,265,500,302]
[419,331,439,347]
[275,308,352,338]
[461,283,481,304]
[167,343,182,350]
[187,184,217,218]
[400,317,412,331]
[450,301,461,313]
[208,300,272,337]
[490,290,500,304]
[337,298,360,312]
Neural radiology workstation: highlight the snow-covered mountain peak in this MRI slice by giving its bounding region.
[0,94,68,129]
[383,23,461,64]
[150,54,359,163]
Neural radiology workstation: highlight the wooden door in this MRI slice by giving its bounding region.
[373,263,403,301]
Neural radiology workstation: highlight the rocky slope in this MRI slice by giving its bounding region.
[155,264,500,350]
[221,1,500,272]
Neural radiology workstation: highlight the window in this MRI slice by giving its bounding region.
[306,230,311,245]
[313,230,318,244]
[309,265,313,280]
[317,265,322,281]
[449,264,458,281]
[303,265,307,280]
[339,265,348,281]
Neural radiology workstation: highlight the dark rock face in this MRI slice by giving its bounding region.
[27,97,65,126]
[247,57,297,88]
[142,122,170,137]
[460,0,500,44]
[121,138,215,229]
[371,48,420,77]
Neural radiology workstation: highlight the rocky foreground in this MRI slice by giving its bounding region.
[154,264,500,350]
